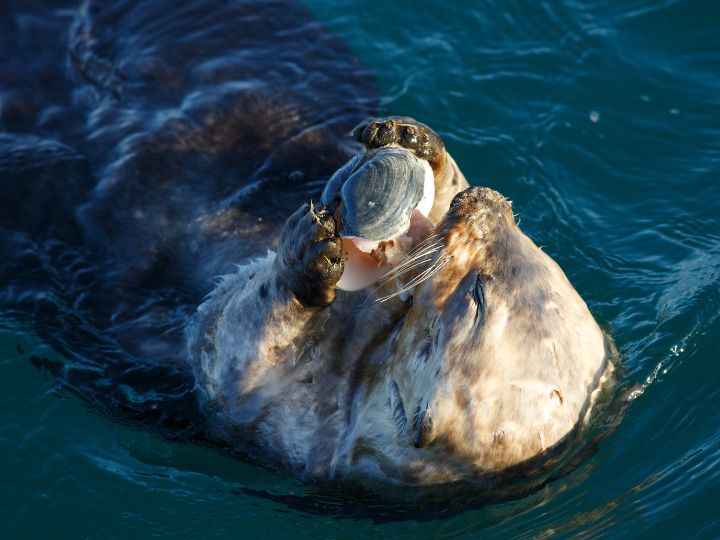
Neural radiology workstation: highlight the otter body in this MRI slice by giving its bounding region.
[187,118,615,493]
[0,0,615,497]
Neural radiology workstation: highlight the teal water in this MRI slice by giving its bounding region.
[2,0,720,537]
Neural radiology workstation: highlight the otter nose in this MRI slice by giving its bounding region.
[440,187,514,243]
[449,186,507,212]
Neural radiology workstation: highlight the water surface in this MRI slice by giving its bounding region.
[2,0,720,537]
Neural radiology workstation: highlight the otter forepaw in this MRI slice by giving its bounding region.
[276,203,344,308]
[350,116,446,172]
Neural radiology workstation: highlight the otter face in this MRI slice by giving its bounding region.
[386,187,607,477]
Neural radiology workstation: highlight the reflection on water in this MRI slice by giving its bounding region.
[1,0,720,537]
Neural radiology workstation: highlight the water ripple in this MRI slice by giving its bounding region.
[1,0,719,536]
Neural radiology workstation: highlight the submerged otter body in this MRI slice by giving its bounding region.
[0,0,378,427]
[0,0,616,498]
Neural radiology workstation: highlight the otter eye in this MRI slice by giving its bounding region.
[471,274,485,322]
[388,379,408,435]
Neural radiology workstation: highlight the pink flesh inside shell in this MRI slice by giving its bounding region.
[336,209,435,292]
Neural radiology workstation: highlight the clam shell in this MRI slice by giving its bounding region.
[320,154,360,209]
[335,147,430,241]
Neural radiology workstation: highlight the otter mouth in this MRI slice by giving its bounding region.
[337,209,435,291]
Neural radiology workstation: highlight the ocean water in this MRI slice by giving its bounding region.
[1,0,720,538]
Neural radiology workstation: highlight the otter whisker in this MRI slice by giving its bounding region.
[413,232,440,248]
[381,240,442,279]
[391,240,441,266]
[393,245,442,276]
[378,254,437,285]
[364,238,444,303]
[403,256,451,290]
[377,256,450,303]
[402,257,450,291]
[362,260,433,306]
[395,233,441,258]
[362,267,426,306]
[372,244,442,291]
[364,260,435,303]
[400,235,442,263]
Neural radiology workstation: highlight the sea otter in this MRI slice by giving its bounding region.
[0,0,616,502]
[186,116,616,496]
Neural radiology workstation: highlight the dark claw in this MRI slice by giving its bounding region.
[276,203,344,308]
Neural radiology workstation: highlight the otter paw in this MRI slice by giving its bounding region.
[276,203,344,308]
[350,116,446,172]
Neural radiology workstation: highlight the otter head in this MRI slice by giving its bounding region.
[384,186,596,481]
